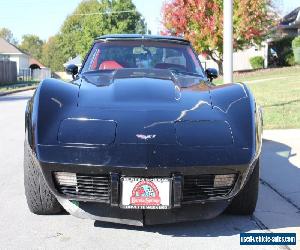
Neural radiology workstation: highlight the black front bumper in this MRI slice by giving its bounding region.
[40,161,249,203]
[34,142,257,225]
[38,160,253,225]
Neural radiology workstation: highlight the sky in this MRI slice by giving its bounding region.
[0,0,299,43]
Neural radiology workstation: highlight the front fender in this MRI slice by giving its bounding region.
[25,78,79,154]
[210,83,262,164]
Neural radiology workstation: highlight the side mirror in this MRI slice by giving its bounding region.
[66,64,78,79]
[205,68,218,82]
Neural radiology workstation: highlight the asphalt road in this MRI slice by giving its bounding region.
[0,90,299,250]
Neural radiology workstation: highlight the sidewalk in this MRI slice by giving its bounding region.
[254,130,300,249]
[261,129,300,208]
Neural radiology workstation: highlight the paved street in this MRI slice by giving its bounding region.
[0,90,299,250]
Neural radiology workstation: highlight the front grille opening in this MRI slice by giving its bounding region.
[182,174,237,203]
[53,172,110,203]
[53,172,237,204]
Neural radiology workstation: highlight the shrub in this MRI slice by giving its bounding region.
[250,56,264,69]
[285,51,296,66]
[292,37,300,65]
[292,36,300,48]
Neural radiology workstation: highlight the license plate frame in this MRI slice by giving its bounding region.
[120,177,172,209]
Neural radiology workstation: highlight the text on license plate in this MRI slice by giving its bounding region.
[121,177,171,209]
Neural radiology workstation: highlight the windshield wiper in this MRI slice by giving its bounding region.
[82,69,115,75]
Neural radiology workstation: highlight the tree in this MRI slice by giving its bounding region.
[60,0,146,59]
[0,27,18,45]
[20,35,44,61]
[41,0,147,71]
[162,0,276,74]
[41,36,66,71]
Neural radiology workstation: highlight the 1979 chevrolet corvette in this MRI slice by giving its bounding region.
[24,34,263,226]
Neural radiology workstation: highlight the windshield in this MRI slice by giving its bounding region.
[81,40,205,77]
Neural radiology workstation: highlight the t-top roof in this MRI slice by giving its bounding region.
[95,34,190,44]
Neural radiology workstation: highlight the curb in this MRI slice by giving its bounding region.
[0,86,37,97]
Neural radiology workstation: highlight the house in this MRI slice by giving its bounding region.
[0,37,47,75]
[265,7,300,66]
[276,7,300,38]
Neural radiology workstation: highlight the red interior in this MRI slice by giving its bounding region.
[99,60,124,70]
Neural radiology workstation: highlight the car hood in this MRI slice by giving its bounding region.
[73,72,235,147]
[78,69,212,111]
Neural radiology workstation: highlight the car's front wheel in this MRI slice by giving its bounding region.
[226,159,259,215]
[24,143,63,215]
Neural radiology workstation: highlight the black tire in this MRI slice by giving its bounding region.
[24,143,63,215]
[226,159,259,215]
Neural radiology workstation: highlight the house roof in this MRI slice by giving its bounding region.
[0,37,24,54]
[280,7,300,26]
[64,55,82,67]
[29,57,46,68]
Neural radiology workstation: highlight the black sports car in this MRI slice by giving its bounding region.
[24,34,263,226]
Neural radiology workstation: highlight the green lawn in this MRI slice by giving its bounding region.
[0,81,39,94]
[216,66,300,129]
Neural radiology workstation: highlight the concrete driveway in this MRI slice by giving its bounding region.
[0,90,299,250]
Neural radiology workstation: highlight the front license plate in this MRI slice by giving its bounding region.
[120,177,171,209]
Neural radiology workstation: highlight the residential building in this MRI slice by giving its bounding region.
[0,37,46,74]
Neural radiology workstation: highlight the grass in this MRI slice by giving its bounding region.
[215,66,300,129]
[0,81,39,94]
